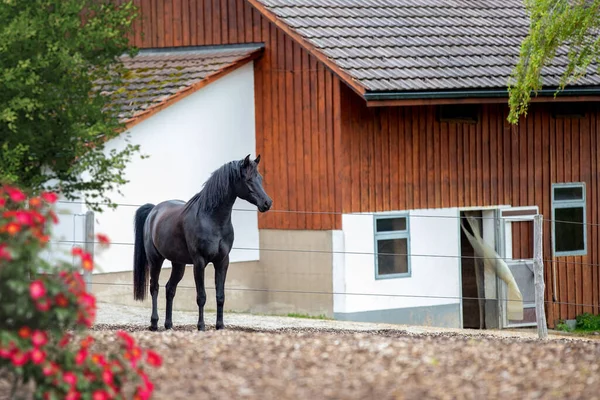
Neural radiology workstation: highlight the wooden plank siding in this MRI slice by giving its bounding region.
[130,0,341,230]
[340,84,600,324]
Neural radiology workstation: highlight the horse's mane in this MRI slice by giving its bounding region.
[184,161,241,211]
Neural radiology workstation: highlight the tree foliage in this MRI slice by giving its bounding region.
[508,0,600,124]
[0,0,140,211]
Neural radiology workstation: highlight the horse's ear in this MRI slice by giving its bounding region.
[254,154,261,164]
[242,154,251,167]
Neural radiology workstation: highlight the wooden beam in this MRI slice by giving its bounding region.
[244,0,367,99]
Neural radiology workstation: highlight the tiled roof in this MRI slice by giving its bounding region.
[255,0,600,92]
[99,44,263,123]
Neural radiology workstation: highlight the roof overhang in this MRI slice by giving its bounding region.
[364,87,600,107]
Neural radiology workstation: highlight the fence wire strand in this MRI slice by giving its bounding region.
[57,200,600,227]
[50,239,600,269]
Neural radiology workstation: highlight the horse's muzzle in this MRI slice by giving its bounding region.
[258,199,272,212]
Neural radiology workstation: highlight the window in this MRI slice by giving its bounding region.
[374,215,410,279]
[552,183,586,256]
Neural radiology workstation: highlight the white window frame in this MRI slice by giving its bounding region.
[552,182,587,257]
[373,214,411,279]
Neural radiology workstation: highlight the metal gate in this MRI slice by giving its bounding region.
[498,207,539,329]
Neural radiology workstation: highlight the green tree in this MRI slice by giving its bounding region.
[508,0,600,124]
[0,0,140,210]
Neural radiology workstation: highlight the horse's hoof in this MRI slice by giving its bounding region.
[197,324,205,331]
[164,321,173,330]
[149,325,158,332]
[216,322,224,330]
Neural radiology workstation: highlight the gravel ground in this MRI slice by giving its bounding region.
[98,302,600,399]
[3,302,600,400]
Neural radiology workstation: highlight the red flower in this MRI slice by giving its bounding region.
[36,298,51,312]
[92,390,110,400]
[96,233,110,246]
[125,347,142,368]
[30,348,46,365]
[102,369,113,385]
[42,362,59,377]
[91,353,107,367]
[41,192,58,204]
[0,342,16,359]
[54,293,69,308]
[80,336,94,349]
[29,280,46,300]
[5,222,20,236]
[140,371,154,392]
[65,390,81,400]
[31,330,48,347]
[146,350,162,367]
[30,211,46,225]
[81,252,93,271]
[0,198,5,207]
[134,387,152,400]
[116,331,135,349]
[29,197,42,208]
[18,326,32,339]
[11,350,29,367]
[6,187,26,202]
[75,349,87,365]
[71,247,83,256]
[15,211,34,226]
[0,244,11,261]
[63,371,77,386]
[59,333,72,348]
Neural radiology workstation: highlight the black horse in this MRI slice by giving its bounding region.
[132,155,272,331]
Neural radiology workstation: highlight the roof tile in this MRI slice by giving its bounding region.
[100,44,262,122]
[256,0,599,92]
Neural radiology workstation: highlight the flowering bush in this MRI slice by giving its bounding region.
[0,185,161,399]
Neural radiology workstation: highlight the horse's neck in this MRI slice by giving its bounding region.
[192,187,237,224]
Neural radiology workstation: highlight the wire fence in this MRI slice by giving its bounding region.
[47,200,600,314]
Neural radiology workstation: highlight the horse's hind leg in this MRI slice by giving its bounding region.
[148,252,165,331]
[164,262,185,330]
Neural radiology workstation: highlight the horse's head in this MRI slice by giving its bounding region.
[237,154,272,213]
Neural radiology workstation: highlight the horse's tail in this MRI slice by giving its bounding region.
[133,203,155,301]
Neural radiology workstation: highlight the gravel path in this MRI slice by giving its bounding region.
[4,302,600,400]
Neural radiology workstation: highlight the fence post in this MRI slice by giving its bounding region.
[84,211,94,292]
[533,214,548,339]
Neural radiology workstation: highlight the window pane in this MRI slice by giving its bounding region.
[555,207,585,253]
[377,238,408,276]
[376,217,407,232]
[554,186,583,201]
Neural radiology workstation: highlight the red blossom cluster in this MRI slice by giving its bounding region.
[0,186,58,254]
[0,185,162,399]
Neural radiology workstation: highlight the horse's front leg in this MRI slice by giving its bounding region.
[214,255,230,330]
[192,257,207,331]
[164,262,186,330]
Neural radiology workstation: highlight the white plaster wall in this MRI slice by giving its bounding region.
[53,62,258,274]
[334,208,461,314]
